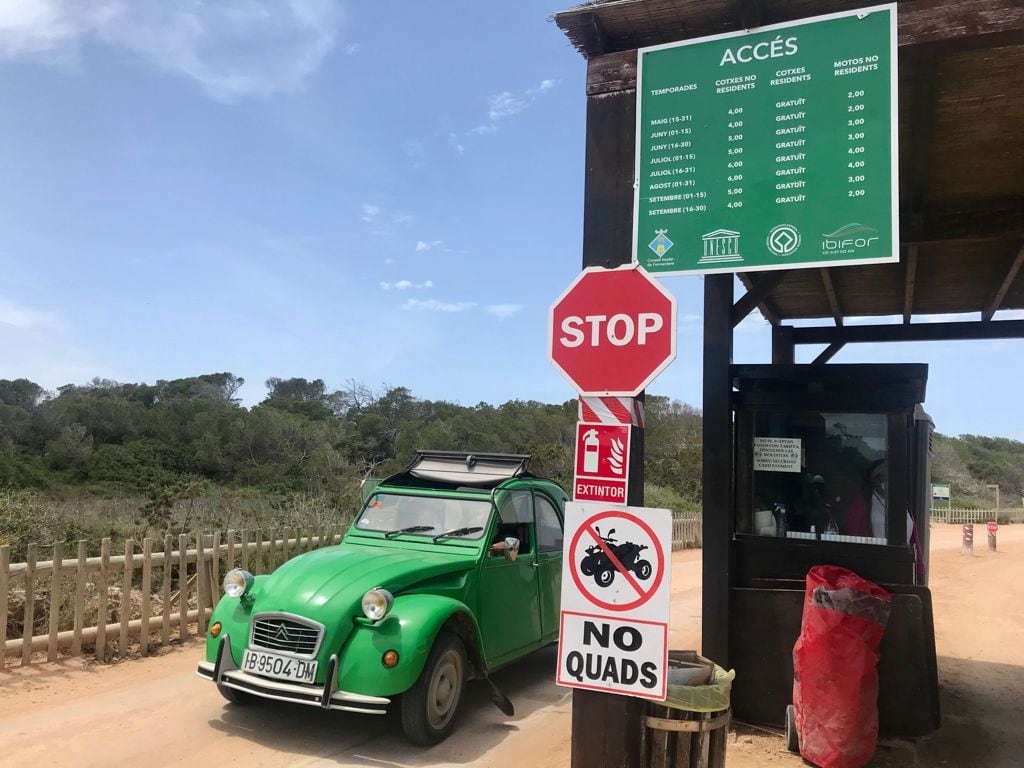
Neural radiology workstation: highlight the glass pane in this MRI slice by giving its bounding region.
[752,411,888,544]
[355,493,491,539]
[535,496,563,552]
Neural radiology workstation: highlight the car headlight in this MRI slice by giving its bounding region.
[223,568,254,599]
[361,588,394,621]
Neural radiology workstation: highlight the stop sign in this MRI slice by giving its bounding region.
[548,265,677,396]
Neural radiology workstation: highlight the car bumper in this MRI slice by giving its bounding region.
[197,634,390,716]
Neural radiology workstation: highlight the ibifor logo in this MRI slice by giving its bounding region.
[821,223,880,256]
[766,224,801,257]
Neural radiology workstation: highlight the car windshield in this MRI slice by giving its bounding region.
[355,492,492,540]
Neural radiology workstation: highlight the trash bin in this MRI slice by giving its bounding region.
[644,652,734,768]
[790,565,892,768]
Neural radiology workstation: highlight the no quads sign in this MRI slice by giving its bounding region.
[557,502,672,700]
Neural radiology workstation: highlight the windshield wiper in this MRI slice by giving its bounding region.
[384,525,434,539]
[432,526,483,543]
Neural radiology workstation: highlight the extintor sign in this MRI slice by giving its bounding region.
[574,422,631,503]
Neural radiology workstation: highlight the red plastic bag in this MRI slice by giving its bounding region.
[792,566,892,768]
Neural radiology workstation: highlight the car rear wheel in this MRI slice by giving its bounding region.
[401,632,467,745]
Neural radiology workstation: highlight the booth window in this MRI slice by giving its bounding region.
[748,411,888,544]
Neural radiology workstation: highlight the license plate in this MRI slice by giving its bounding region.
[241,649,318,684]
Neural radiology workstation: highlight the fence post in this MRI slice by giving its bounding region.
[209,530,221,612]
[226,529,236,573]
[0,545,9,670]
[72,540,87,657]
[22,543,37,666]
[141,537,153,656]
[239,529,249,572]
[281,526,290,562]
[178,533,189,639]
[254,530,263,575]
[48,541,64,662]
[120,539,134,658]
[196,532,207,636]
[161,534,172,646]
[96,538,110,661]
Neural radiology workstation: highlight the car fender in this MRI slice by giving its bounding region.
[335,594,483,697]
[204,596,255,667]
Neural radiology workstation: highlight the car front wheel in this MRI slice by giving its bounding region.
[400,631,467,745]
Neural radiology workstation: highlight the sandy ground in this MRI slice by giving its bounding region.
[0,525,1020,767]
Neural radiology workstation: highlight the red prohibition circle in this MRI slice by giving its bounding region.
[568,510,664,612]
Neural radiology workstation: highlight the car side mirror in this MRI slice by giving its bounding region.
[503,537,520,561]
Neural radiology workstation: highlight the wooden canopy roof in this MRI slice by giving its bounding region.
[554,0,1024,327]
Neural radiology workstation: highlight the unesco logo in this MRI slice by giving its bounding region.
[766,224,802,257]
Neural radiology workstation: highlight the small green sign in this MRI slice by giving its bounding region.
[633,4,897,275]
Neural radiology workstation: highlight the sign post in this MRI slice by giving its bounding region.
[633,4,898,276]
[557,502,673,700]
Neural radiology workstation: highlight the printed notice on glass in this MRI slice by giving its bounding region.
[753,437,802,473]
[634,4,897,276]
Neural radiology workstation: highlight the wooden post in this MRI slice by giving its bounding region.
[47,541,64,662]
[226,528,236,572]
[22,543,37,666]
[702,275,734,667]
[267,528,277,573]
[0,545,9,670]
[209,529,222,609]
[140,537,153,656]
[571,47,645,768]
[72,541,87,657]
[962,524,974,555]
[281,526,290,563]
[239,529,249,572]
[161,534,172,646]
[178,533,189,639]
[195,532,207,636]
[120,539,134,657]
[96,538,110,661]
[254,530,263,574]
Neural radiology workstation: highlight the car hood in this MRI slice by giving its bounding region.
[250,541,476,623]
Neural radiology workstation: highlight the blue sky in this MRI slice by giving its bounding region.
[0,1,1020,440]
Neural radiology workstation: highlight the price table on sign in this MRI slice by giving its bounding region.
[633,4,897,276]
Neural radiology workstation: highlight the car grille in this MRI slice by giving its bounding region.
[250,614,324,658]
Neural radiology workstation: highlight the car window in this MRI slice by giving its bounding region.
[355,493,491,539]
[535,495,563,552]
[496,489,533,523]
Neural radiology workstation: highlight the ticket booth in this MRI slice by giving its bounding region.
[729,363,940,736]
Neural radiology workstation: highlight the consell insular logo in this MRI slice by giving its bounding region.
[821,223,879,256]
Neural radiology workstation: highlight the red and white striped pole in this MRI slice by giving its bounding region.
[961,524,974,556]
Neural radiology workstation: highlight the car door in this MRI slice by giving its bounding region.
[534,493,564,641]
[478,490,543,666]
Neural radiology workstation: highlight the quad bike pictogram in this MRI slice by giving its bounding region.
[579,526,653,588]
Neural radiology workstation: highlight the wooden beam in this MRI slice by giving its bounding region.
[792,319,1024,345]
[738,273,782,326]
[819,269,843,327]
[732,271,787,327]
[739,0,764,29]
[771,325,795,364]
[983,243,1024,320]
[579,11,611,56]
[702,275,734,667]
[811,342,845,365]
[903,245,918,324]
[905,49,938,215]
[902,201,1024,245]
[555,0,1024,60]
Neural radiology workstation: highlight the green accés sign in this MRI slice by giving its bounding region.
[633,4,898,276]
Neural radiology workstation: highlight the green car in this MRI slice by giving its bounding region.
[197,451,568,744]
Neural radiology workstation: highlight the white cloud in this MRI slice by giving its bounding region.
[458,78,558,149]
[343,42,360,55]
[485,304,524,318]
[415,239,443,253]
[0,0,344,101]
[402,298,475,313]
[448,132,465,156]
[361,203,381,223]
[391,212,414,225]
[380,279,432,291]
[0,297,58,330]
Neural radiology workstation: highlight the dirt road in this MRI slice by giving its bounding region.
[0,527,1021,767]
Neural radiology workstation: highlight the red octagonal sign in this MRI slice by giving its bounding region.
[549,265,677,396]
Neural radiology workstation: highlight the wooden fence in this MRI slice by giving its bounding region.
[931,507,1024,525]
[1,528,343,668]
[672,517,702,550]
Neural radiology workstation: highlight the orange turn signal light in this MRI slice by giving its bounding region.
[210,622,222,637]
[382,650,399,668]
